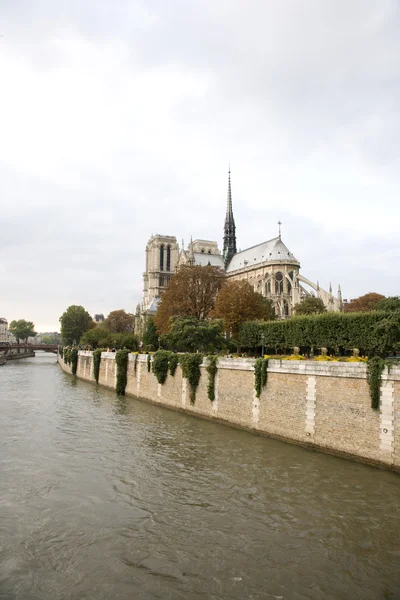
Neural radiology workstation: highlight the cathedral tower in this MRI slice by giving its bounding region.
[223,169,237,267]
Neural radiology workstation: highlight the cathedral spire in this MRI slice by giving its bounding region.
[223,168,237,268]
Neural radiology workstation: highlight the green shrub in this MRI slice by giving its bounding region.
[206,355,218,401]
[239,311,396,356]
[180,354,203,404]
[116,349,130,395]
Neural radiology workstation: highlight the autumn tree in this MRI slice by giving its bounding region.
[294,296,327,316]
[211,280,275,337]
[155,265,226,334]
[104,309,134,333]
[60,305,95,345]
[344,292,386,313]
[9,320,36,343]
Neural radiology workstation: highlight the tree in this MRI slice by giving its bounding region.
[9,320,36,343]
[211,280,275,337]
[294,296,327,316]
[161,316,226,353]
[344,292,385,313]
[41,334,61,345]
[155,265,226,334]
[80,327,113,349]
[60,305,95,345]
[142,317,159,349]
[375,296,400,312]
[104,309,134,333]
[373,311,400,356]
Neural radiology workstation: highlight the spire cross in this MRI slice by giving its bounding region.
[278,221,282,237]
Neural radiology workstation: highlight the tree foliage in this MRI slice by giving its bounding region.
[142,317,159,349]
[80,328,138,351]
[60,305,94,345]
[155,265,226,334]
[375,296,400,312]
[104,309,134,333]
[160,316,226,353]
[344,292,385,313]
[294,296,327,315]
[211,280,275,336]
[9,319,36,343]
[238,311,399,356]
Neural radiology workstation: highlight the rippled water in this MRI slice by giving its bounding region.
[1,353,400,599]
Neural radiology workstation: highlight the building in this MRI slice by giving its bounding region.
[135,172,342,336]
[0,318,16,343]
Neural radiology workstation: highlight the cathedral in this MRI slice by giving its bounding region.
[135,172,342,337]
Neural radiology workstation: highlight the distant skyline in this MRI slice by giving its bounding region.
[1,1,399,331]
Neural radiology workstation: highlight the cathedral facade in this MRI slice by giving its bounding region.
[135,172,342,337]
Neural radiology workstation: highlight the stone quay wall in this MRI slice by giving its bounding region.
[58,352,400,472]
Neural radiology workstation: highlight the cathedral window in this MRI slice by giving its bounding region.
[275,272,284,295]
[166,245,171,271]
[159,275,164,287]
[265,279,271,295]
[160,245,164,271]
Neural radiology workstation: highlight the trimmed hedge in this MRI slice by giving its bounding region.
[239,311,397,356]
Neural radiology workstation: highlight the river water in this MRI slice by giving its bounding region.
[1,353,399,600]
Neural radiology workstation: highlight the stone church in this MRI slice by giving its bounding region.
[135,172,342,336]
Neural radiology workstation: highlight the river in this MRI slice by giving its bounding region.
[1,353,399,599]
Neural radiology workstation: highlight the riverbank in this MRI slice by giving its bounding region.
[1,348,35,360]
[58,351,400,472]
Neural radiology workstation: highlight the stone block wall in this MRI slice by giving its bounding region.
[58,352,400,472]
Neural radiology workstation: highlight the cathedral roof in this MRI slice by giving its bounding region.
[226,237,299,273]
[194,252,225,268]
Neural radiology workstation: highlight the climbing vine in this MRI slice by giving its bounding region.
[169,353,179,376]
[59,347,63,359]
[152,350,171,384]
[93,348,104,383]
[116,349,130,395]
[63,347,71,365]
[367,356,386,410]
[254,358,269,398]
[147,353,151,373]
[180,354,203,404]
[70,348,79,376]
[206,355,218,401]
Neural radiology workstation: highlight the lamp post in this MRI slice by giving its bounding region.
[261,333,265,358]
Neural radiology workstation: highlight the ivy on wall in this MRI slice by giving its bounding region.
[116,349,130,395]
[169,354,179,376]
[93,348,104,383]
[71,349,79,376]
[254,358,269,398]
[147,354,151,373]
[59,347,63,359]
[180,354,203,404]
[152,350,171,384]
[367,357,385,410]
[206,356,218,401]
[63,348,72,365]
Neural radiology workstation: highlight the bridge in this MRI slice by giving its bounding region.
[0,344,59,355]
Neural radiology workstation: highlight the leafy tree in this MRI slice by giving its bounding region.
[294,296,327,316]
[344,292,385,313]
[155,265,226,334]
[161,316,226,353]
[9,320,36,343]
[80,327,113,349]
[40,334,61,345]
[142,317,159,349]
[104,309,134,333]
[211,280,275,336]
[375,296,400,312]
[59,305,95,345]
[373,312,400,356]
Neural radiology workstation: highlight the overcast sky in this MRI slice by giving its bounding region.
[1,0,399,331]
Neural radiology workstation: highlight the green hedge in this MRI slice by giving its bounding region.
[239,311,396,356]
